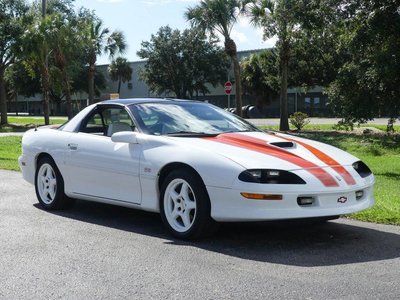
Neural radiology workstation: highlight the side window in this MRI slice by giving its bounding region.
[80,107,135,136]
[81,112,105,135]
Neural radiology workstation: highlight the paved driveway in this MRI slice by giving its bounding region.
[1,170,399,299]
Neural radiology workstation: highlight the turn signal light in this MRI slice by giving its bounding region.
[240,193,283,200]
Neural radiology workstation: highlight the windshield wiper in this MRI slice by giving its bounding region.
[165,131,219,137]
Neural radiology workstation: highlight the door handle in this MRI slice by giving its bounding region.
[68,143,78,150]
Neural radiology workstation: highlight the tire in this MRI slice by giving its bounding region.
[160,168,218,239]
[35,156,73,210]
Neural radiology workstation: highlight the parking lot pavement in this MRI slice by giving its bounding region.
[1,169,400,299]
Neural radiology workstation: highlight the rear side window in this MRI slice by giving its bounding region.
[80,107,135,136]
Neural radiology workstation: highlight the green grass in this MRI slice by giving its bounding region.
[0,131,399,225]
[7,116,67,125]
[0,116,67,132]
[261,124,400,132]
[0,136,22,171]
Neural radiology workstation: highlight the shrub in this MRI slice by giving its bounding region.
[332,119,354,131]
[289,112,310,130]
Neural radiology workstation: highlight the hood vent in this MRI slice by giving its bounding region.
[269,142,296,149]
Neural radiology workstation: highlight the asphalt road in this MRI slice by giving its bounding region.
[1,170,399,299]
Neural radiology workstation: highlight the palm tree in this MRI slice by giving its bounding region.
[241,50,279,109]
[45,13,82,119]
[85,18,126,104]
[22,16,52,125]
[185,0,251,117]
[108,57,133,94]
[247,0,296,131]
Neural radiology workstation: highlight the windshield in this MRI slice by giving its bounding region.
[128,101,260,136]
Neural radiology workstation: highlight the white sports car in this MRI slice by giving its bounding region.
[19,99,375,239]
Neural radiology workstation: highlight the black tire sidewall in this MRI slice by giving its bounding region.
[160,168,212,239]
[35,156,67,210]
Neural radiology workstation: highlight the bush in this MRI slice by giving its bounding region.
[289,112,310,130]
[332,119,354,131]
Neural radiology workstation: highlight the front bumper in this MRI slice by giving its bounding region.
[207,183,374,222]
[18,153,35,185]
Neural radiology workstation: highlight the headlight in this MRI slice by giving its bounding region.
[238,169,306,184]
[352,161,372,178]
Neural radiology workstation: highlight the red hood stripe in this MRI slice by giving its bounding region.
[204,133,338,187]
[272,134,356,186]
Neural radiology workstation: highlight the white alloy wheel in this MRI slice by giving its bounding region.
[164,178,197,233]
[37,163,57,204]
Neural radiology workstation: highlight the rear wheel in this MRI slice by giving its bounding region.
[35,156,73,210]
[160,168,217,239]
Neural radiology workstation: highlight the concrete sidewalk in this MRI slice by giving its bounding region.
[0,132,25,137]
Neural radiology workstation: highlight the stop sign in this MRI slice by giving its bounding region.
[224,81,233,95]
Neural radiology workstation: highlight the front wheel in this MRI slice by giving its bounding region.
[35,156,72,210]
[160,168,217,239]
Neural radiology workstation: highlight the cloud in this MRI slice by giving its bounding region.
[262,35,278,48]
[237,15,252,28]
[231,29,248,44]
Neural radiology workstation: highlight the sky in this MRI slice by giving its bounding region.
[73,0,276,65]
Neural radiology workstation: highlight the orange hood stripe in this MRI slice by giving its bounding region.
[272,134,356,186]
[204,133,339,187]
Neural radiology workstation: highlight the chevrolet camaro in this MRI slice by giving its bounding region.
[19,98,375,239]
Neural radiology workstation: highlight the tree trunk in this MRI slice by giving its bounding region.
[88,63,95,105]
[56,50,73,119]
[231,55,243,117]
[61,66,73,119]
[0,68,8,125]
[278,34,290,131]
[279,56,289,131]
[40,65,50,125]
[117,78,121,94]
[224,37,242,117]
[15,93,18,116]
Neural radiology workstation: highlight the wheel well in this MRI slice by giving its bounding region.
[35,153,53,169]
[158,162,204,191]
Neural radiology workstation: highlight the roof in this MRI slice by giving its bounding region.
[100,98,195,106]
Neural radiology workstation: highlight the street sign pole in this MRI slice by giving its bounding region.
[225,79,233,109]
[227,75,230,109]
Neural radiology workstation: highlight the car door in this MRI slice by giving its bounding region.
[63,105,142,204]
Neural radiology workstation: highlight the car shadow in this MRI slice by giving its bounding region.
[34,200,400,267]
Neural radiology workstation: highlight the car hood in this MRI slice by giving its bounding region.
[167,131,362,188]
[168,131,359,171]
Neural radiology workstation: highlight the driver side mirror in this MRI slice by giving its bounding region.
[111,131,138,144]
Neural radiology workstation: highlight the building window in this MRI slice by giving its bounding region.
[314,97,320,108]
[304,97,311,109]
